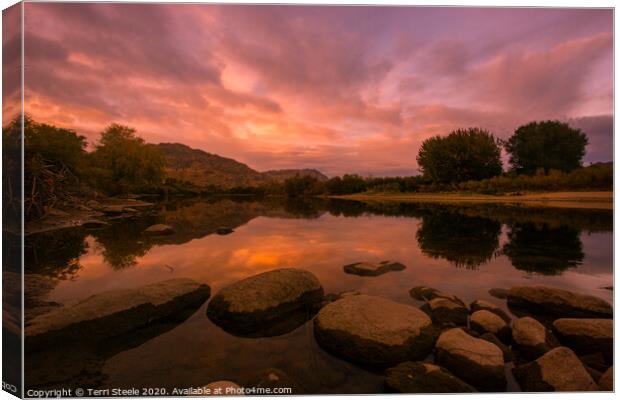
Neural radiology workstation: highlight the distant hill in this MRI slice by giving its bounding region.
[155,143,328,188]
[262,169,329,182]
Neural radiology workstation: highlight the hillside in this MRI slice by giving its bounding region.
[155,143,328,189]
[262,169,329,182]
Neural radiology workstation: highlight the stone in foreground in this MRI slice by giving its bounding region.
[343,260,406,277]
[512,347,598,392]
[385,362,476,393]
[202,381,242,396]
[143,224,175,236]
[435,328,506,391]
[488,288,509,299]
[26,278,210,346]
[207,268,324,335]
[421,297,468,327]
[598,367,613,391]
[314,295,435,367]
[512,317,557,361]
[470,310,512,343]
[552,318,612,363]
[470,299,511,323]
[507,286,612,318]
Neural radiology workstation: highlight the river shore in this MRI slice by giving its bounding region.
[329,191,613,210]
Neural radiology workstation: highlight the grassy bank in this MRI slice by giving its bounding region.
[329,191,614,210]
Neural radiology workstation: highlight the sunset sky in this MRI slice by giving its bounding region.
[4,4,614,176]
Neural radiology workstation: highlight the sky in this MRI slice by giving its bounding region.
[3,4,614,176]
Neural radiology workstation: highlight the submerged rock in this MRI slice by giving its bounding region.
[512,317,557,361]
[409,286,465,305]
[598,367,613,391]
[385,361,476,393]
[552,318,612,363]
[343,260,406,277]
[314,295,435,367]
[489,288,509,299]
[512,347,598,391]
[81,219,109,229]
[469,299,511,323]
[143,224,175,236]
[507,286,612,318]
[435,328,506,392]
[26,278,210,347]
[207,268,323,336]
[470,310,511,343]
[421,297,468,327]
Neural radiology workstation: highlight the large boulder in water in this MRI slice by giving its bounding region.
[598,367,613,391]
[313,295,436,367]
[207,268,324,336]
[552,318,612,363]
[435,328,506,391]
[470,299,511,323]
[507,286,612,318]
[421,297,468,327]
[343,260,406,277]
[512,347,598,391]
[409,286,465,305]
[385,362,476,393]
[26,278,210,348]
[512,317,558,361]
[470,310,512,343]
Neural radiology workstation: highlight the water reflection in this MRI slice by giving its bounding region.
[502,223,584,275]
[416,210,501,269]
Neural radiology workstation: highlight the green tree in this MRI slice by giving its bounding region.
[505,120,588,174]
[417,128,503,184]
[90,124,165,194]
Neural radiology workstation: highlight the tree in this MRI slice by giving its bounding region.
[283,174,325,197]
[505,120,588,174]
[90,124,165,194]
[417,128,503,184]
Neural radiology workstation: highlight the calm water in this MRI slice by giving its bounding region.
[25,197,613,393]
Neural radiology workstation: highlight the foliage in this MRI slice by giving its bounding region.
[417,128,503,184]
[284,174,326,197]
[90,124,166,195]
[506,120,588,174]
[325,174,367,195]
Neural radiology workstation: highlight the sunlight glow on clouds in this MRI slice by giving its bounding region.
[7,4,613,176]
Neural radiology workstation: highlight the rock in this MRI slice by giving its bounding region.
[507,286,612,318]
[584,365,603,382]
[26,278,210,348]
[101,205,129,215]
[216,227,234,235]
[81,219,109,229]
[143,224,175,236]
[421,297,468,327]
[512,347,598,391]
[469,300,511,323]
[480,332,513,362]
[47,208,70,217]
[409,286,465,305]
[343,260,406,277]
[385,361,477,393]
[202,381,242,396]
[470,310,512,343]
[512,317,558,361]
[254,368,303,394]
[489,288,509,299]
[552,318,612,363]
[435,328,506,391]
[207,268,324,335]
[85,200,103,210]
[313,295,436,367]
[598,367,613,391]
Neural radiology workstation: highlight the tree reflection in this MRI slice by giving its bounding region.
[416,211,501,269]
[503,223,584,275]
[25,229,88,279]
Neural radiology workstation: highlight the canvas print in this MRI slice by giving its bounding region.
[2,2,614,397]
